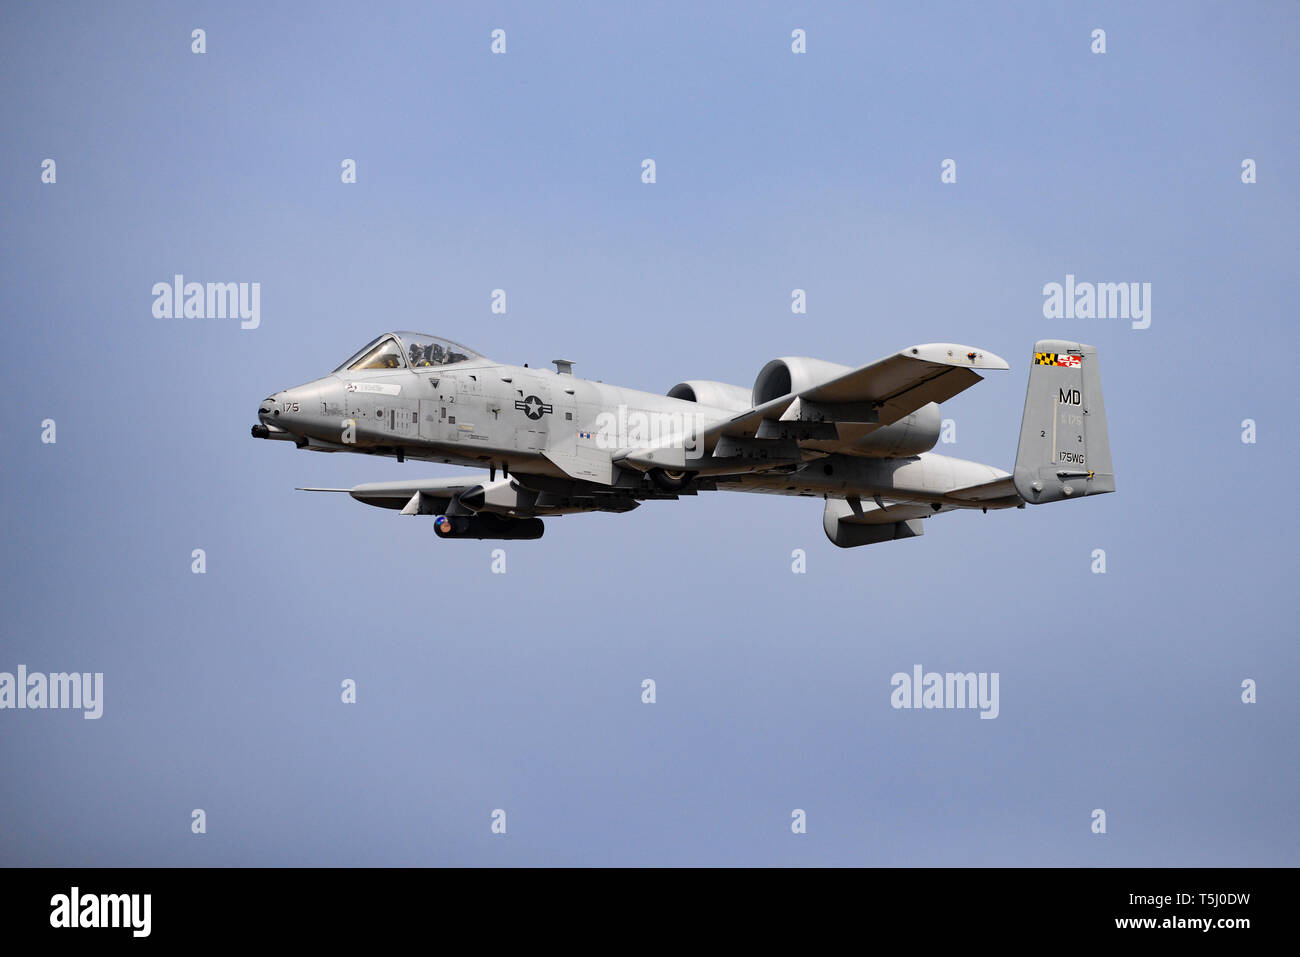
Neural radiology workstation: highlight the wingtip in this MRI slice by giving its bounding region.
[905,343,1010,371]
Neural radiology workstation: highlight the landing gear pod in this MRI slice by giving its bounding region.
[433,514,545,540]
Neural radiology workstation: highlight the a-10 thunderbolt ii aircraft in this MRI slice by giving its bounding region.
[252,332,1114,547]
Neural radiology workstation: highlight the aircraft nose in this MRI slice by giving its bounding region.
[258,395,277,424]
[253,377,343,444]
[252,392,297,441]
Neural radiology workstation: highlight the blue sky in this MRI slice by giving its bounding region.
[1,1,1296,865]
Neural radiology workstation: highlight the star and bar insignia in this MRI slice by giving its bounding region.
[514,395,553,420]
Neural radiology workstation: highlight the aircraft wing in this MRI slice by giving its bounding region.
[298,477,479,513]
[804,344,1005,418]
[707,343,1008,444]
[300,474,651,518]
[626,343,1008,475]
[614,343,1009,474]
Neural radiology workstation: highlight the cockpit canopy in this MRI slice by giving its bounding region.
[333,332,483,373]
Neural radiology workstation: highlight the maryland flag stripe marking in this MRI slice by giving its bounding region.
[1034,352,1082,367]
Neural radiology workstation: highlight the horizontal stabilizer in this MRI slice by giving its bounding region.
[945,475,1020,505]
[822,497,928,548]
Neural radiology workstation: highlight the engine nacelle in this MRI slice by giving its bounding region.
[667,380,753,412]
[851,402,943,457]
[434,514,544,540]
[751,357,853,406]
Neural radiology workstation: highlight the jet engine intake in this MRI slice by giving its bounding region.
[752,357,853,406]
[667,380,754,413]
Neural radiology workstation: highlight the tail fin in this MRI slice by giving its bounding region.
[1013,340,1115,504]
